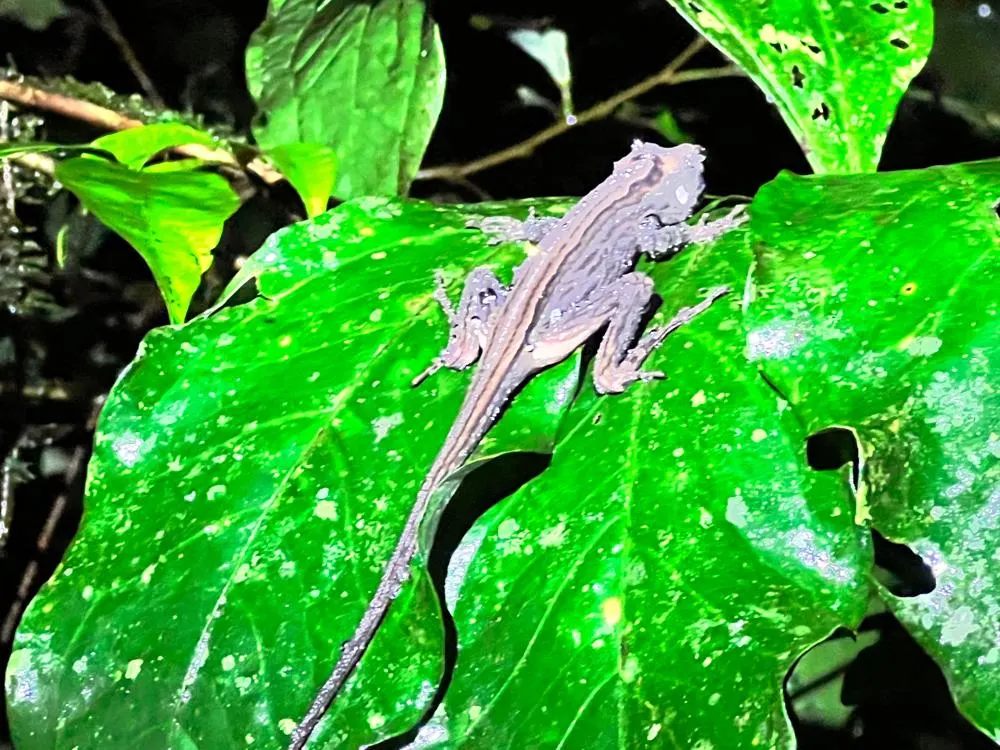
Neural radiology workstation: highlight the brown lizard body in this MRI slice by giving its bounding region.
[289,140,747,747]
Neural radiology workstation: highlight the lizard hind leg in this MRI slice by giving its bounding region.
[412,265,509,386]
[592,274,730,395]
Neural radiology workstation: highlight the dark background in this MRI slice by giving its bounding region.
[0,0,998,747]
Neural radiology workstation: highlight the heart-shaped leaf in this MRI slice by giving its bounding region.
[4,196,577,749]
[54,156,240,324]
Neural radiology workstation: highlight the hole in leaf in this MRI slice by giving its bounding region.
[890,36,910,49]
[806,426,859,485]
[836,612,997,747]
[784,626,862,740]
[811,101,831,121]
[212,277,260,312]
[870,2,890,12]
[872,529,936,597]
[690,1,703,11]
[894,0,908,8]
[804,41,822,55]
[769,41,784,53]
[377,450,551,747]
[791,65,805,89]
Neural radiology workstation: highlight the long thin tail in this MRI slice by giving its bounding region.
[288,373,516,748]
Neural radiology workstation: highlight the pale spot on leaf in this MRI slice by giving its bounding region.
[125,659,143,680]
[941,606,978,646]
[601,596,622,627]
[314,500,338,520]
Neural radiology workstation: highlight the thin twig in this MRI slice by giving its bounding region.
[0,80,283,184]
[0,80,135,130]
[1,99,13,214]
[905,86,1000,136]
[416,38,743,181]
[667,65,743,84]
[90,0,165,108]
[9,151,57,177]
[2,398,103,646]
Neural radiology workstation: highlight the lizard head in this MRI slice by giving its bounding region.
[622,141,707,226]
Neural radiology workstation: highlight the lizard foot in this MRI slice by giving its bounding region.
[593,367,665,395]
[592,285,730,395]
[411,358,444,387]
[687,204,748,244]
[466,208,559,245]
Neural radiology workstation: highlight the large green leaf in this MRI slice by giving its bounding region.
[4,196,577,749]
[11,154,1000,750]
[246,0,446,200]
[54,156,240,324]
[666,0,933,173]
[421,224,870,749]
[745,160,1000,737]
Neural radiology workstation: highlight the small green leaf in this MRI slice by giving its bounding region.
[246,0,446,200]
[55,157,240,323]
[665,0,933,173]
[92,123,218,170]
[746,160,1000,736]
[654,108,693,144]
[507,28,575,121]
[266,143,338,218]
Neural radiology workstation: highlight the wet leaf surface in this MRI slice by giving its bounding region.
[7,159,1000,748]
[4,196,575,749]
[746,159,1000,738]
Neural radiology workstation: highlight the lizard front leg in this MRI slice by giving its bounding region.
[590,275,730,394]
[412,266,508,385]
[466,207,561,245]
[638,204,748,260]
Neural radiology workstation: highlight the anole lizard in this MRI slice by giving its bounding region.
[289,140,747,747]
